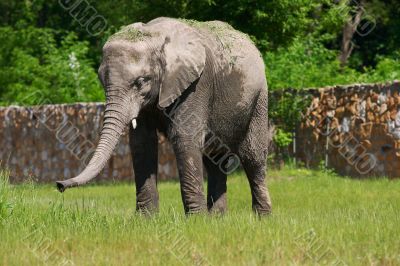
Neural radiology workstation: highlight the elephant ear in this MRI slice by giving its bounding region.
[158,27,206,108]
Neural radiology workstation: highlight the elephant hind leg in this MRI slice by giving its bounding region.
[240,158,272,215]
[238,89,272,215]
[204,156,227,214]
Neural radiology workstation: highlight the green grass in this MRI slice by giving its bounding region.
[1,168,399,265]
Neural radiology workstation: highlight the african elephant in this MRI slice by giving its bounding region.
[56,17,272,215]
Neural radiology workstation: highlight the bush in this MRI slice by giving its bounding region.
[265,38,361,90]
[366,54,400,82]
[265,38,400,91]
[0,27,104,106]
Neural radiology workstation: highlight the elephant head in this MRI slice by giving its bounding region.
[56,18,206,192]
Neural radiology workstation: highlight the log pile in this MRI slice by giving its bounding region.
[297,81,400,178]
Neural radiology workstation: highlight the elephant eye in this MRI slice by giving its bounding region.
[131,76,151,89]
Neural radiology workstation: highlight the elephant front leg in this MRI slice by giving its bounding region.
[173,141,207,214]
[129,118,159,214]
[204,156,227,214]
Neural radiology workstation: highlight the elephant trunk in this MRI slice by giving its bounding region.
[56,101,132,192]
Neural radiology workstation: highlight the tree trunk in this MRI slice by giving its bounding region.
[339,0,365,68]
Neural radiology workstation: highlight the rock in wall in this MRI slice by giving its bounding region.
[0,103,178,183]
[297,81,400,178]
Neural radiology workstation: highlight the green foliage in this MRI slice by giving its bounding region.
[265,38,400,91]
[269,88,311,130]
[0,26,104,105]
[0,0,399,106]
[268,89,311,150]
[273,129,293,149]
[266,39,341,90]
[124,0,334,51]
[366,54,400,82]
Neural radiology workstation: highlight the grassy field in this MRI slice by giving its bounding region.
[1,167,399,265]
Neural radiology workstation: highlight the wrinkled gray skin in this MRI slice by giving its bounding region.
[56,17,272,215]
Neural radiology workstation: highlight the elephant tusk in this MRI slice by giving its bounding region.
[132,119,137,129]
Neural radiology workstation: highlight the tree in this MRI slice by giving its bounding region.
[339,0,366,67]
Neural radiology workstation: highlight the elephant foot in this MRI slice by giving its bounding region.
[136,207,158,216]
[185,208,207,216]
[184,199,207,215]
[136,198,159,215]
[253,206,272,217]
[136,205,159,216]
[207,195,227,215]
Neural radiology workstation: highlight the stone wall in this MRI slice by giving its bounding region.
[0,103,177,183]
[3,81,399,183]
[296,81,400,178]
